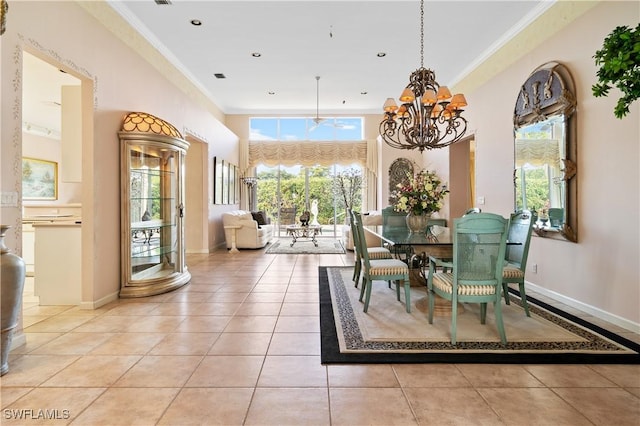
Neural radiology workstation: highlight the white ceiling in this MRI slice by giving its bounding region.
[23,1,551,133]
[109,0,550,115]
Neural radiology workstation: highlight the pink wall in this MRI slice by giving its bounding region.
[465,1,639,325]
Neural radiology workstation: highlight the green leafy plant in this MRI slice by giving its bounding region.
[592,23,640,119]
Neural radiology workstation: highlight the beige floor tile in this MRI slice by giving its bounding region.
[589,364,640,387]
[89,332,166,355]
[190,302,243,316]
[457,364,544,387]
[72,315,136,333]
[207,292,249,302]
[283,292,319,303]
[279,302,319,316]
[243,293,286,303]
[329,388,418,425]
[2,387,105,425]
[30,332,115,355]
[267,332,320,355]
[175,315,231,332]
[114,355,201,387]
[257,355,326,387]
[244,388,330,425]
[23,315,95,333]
[148,302,202,316]
[0,387,32,409]
[393,364,472,388]
[235,302,283,316]
[158,388,254,425]
[224,315,278,332]
[477,387,590,425]
[626,387,640,398]
[553,387,640,426]
[328,364,400,387]
[10,333,63,354]
[185,355,264,387]
[0,355,78,387]
[41,355,140,387]
[164,291,214,303]
[525,364,617,387]
[404,387,503,425]
[252,284,289,292]
[124,315,185,333]
[149,332,219,355]
[70,387,179,425]
[274,315,319,332]
[102,302,161,316]
[208,332,272,355]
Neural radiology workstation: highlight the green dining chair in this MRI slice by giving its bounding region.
[502,210,535,316]
[426,212,509,344]
[348,209,392,288]
[352,211,411,313]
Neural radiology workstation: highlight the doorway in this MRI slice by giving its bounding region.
[21,50,85,307]
[449,135,476,219]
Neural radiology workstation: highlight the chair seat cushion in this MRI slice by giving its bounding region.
[368,258,408,276]
[503,265,525,279]
[433,273,497,296]
[367,247,392,259]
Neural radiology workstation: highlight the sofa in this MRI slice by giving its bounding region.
[222,210,273,249]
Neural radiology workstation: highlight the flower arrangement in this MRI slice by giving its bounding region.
[392,170,449,215]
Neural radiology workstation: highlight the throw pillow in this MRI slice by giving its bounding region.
[251,211,267,226]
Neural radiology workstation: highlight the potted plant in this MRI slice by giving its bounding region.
[592,23,640,119]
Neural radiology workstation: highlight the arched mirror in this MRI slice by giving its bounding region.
[514,62,577,242]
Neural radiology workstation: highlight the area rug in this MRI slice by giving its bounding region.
[266,238,345,254]
[319,266,640,364]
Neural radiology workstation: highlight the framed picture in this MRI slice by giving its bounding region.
[228,164,236,204]
[222,162,229,204]
[213,157,223,205]
[22,157,58,200]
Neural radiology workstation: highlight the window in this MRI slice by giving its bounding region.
[250,117,363,141]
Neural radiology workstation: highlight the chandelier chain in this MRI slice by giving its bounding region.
[420,0,424,68]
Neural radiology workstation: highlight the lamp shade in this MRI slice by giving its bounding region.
[450,93,468,109]
[383,98,399,112]
[399,88,415,103]
[421,89,437,105]
[436,86,452,100]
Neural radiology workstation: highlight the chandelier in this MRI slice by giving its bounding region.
[380,0,468,152]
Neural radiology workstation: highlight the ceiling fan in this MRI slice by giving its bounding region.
[310,76,343,131]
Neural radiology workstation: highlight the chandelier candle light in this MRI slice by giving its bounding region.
[380,0,468,151]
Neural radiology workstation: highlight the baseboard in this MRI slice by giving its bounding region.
[79,291,119,310]
[526,281,640,333]
[186,248,210,254]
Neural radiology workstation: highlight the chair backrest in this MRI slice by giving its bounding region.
[505,210,534,270]
[453,213,508,286]
[348,209,362,261]
[351,211,372,267]
[463,207,482,215]
[548,208,564,228]
[382,206,407,229]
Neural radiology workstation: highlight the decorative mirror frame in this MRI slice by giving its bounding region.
[513,62,577,242]
[388,157,414,204]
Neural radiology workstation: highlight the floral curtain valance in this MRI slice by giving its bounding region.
[247,140,367,169]
[515,139,560,167]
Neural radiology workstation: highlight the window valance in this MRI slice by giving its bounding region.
[515,139,560,167]
[247,140,367,168]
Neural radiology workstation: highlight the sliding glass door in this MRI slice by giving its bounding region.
[255,163,362,239]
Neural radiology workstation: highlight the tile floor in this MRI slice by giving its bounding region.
[2,246,639,425]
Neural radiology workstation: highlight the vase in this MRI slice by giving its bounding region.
[405,212,432,234]
[1,225,26,376]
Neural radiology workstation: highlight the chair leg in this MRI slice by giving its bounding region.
[502,282,510,304]
[427,288,435,324]
[363,278,373,313]
[480,303,487,324]
[403,280,411,313]
[394,280,401,301]
[358,276,367,302]
[451,294,458,345]
[519,282,530,317]
[494,299,507,345]
[353,261,361,288]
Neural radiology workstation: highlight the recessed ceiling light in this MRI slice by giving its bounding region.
[268,91,276,95]
[214,73,226,79]
[190,19,202,26]
[251,52,262,58]
[377,52,386,58]
[361,91,368,95]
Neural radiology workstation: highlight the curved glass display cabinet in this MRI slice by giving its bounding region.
[513,62,577,242]
[119,112,191,297]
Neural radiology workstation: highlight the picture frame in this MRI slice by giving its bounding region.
[22,157,58,200]
[213,157,223,205]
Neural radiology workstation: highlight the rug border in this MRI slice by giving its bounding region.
[319,266,640,364]
[266,238,345,254]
